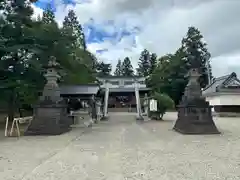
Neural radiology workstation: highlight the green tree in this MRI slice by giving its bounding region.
[0,0,39,121]
[136,49,150,76]
[169,49,188,104]
[114,59,123,76]
[34,7,96,85]
[62,9,86,50]
[149,49,187,105]
[148,27,214,105]
[149,54,173,93]
[122,57,134,76]
[181,26,213,88]
[0,0,97,122]
[150,92,174,120]
[42,4,56,25]
[149,53,157,74]
[60,9,96,83]
[96,61,112,77]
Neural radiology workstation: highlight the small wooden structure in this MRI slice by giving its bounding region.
[60,84,103,125]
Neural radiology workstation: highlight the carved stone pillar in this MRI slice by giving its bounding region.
[90,95,97,124]
[96,99,101,123]
[134,81,143,120]
[143,93,149,117]
[103,81,110,119]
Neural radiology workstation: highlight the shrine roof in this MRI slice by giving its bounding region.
[202,72,240,96]
[60,84,100,95]
[102,87,150,93]
[97,75,145,80]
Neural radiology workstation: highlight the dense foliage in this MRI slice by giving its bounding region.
[0,0,214,121]
[96,61,112,77]
[147,27,213,105]
[113,57,134,76]
[114,59,122,76]
[0,1,97,121]
[121,57,134,76]
[111,26,212,107]
[149,92,175,120]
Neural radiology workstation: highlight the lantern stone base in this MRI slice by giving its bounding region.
[173,99,220,134]
[25,103,71,136]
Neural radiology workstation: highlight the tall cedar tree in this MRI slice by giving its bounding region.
[96,61,112,77]
[42,4,55,24]
[149,53,157,74]
[136,49,150,76]
[62,10,86,50]
[32,6,87,86]
[182,26,213,88]
[122,57,134,76]
[145,52,158,86]
[34,6,66,65]
[114,59,123,76]
[61,9,96,83]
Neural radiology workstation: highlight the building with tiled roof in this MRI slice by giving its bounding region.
[60,76,150,113]
[202,72,240,114]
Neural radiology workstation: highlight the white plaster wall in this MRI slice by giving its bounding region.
[206,94,240,106]
[206,96,221,106]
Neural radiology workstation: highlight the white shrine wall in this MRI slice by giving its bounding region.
[205,93,240,106]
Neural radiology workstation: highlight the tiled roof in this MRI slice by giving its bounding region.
[202,72,238,95]
[60,84,150,95]
[97,75,145,80]
[60,84,100,95]
[103,87,150,93]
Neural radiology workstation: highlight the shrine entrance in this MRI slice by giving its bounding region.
[108,92,137,112]
[97,76,151,118]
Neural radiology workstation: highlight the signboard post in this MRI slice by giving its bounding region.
[149,99,158,112]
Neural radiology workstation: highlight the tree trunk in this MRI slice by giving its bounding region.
[18,107,23,117]
[16,92,23,117]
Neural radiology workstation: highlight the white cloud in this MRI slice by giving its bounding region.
[88,35,142,71]
[31,4,43,19]
[36,0,240,77]
[211,52,240,77]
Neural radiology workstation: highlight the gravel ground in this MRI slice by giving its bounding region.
[1,112,240,180]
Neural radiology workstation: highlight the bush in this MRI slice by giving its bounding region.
[149,92,175,120]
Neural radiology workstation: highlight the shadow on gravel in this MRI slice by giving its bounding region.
[137,119,175,125]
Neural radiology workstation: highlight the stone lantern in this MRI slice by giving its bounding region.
[25,56,71,135]
[173,56,220,134]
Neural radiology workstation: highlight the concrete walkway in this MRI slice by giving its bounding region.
[1,112,240,180]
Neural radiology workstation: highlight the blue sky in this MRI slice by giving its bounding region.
[33,0,141,68]
[33,0,240,76]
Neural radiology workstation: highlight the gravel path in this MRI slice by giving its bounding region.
[1,112,240,180]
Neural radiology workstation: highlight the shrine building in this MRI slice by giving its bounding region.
[97,76,150,112]
[60,76,150,114]
[202,72,240,115]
